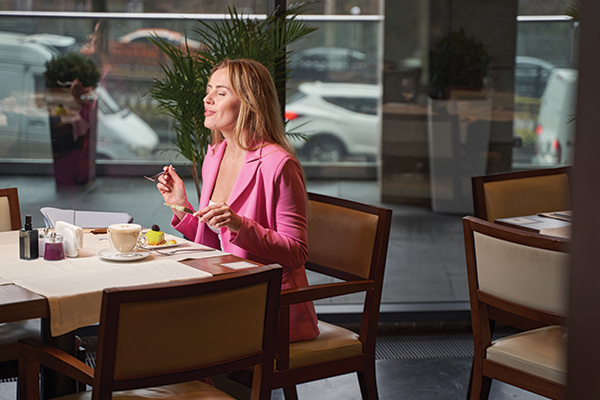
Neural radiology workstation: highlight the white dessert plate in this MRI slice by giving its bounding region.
[144,236,184,250]
[97,248,151,262]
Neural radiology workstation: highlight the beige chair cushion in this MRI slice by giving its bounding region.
[0,319,41,362]
[486,325,567,384]
[54,380,235,399]
[288,320,362,369]
[0,196,12,232]
[474,232,569,315]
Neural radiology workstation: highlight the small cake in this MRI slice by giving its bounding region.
[145,224,166,246]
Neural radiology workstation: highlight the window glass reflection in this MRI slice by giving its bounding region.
[0,15,382,169]
[513,18,578,168]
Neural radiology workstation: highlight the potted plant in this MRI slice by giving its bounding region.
[43,52,100,186]
[44,53,100,107]
[148,4,316,201]
[427,28,493,214]
[428,28,491,100]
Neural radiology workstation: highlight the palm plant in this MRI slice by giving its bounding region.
[148,4,316,201]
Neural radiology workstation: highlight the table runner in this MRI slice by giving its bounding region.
[0,231,227,336]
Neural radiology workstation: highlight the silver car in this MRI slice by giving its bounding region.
[285,82,380,162]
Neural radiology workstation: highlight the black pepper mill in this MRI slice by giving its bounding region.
[19,214,39,260]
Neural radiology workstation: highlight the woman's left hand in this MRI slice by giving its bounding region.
[196,202,242,233]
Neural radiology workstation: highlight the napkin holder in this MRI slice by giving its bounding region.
[55,221,84,257]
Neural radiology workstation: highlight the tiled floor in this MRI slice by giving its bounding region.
[0,340,546,400]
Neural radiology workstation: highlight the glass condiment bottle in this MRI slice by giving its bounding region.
[19,215,39,260]
[44,232,65,261]
[38,228,48,257]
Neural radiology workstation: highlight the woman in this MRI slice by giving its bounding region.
[81,20,110,71]
[157,58,319,342]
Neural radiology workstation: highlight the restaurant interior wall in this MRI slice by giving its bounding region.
[567,0,600,394]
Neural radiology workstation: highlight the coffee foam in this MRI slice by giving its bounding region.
[108,224,142,253]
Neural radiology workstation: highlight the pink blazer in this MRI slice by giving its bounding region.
[171,141,319,342]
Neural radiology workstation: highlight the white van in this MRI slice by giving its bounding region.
[0,32,159,161]
[534,68,578,165]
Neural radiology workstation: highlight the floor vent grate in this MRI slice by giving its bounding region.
[1,333,512,382]
[375,334,509,360]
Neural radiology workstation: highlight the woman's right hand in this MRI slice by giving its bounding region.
[156,165,189,220]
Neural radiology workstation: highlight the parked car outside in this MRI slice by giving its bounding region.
[117,28,203,51]
[90,28,204,79]
[289,47,378,84]
[285,82,380,162]
[533,68,578,165]
[0,31,159,161]
[514,56,556,98]
[18,32,81,55]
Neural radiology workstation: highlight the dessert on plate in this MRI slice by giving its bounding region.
[145,224,167,246]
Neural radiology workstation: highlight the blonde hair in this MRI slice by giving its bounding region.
[209,58,295,155]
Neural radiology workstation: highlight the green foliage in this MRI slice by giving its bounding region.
[149,37,211,173]
[44,53,100,88]
[428,28,491,99]
[565,0,581,22]
[148,4,316,199]
[193,4,317,88]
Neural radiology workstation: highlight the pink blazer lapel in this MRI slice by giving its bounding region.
[200,142,226,209]
[227,145,263,207]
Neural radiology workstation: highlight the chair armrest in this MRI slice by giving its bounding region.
[280,280,375,306]
[18,337,94,386]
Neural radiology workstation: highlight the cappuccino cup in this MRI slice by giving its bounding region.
[107,223,147,254]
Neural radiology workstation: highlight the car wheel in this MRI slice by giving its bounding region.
[303,136,346,162]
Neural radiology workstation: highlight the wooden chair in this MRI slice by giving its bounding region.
[0,187,41,381]
[463,216,569,400]
[17,265,283,400]
[469,167,571,396]
[0,187,22,231]
[266,193,392,399]
[471,167,572,223]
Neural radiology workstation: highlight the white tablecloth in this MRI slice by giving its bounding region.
[0,230,227,336]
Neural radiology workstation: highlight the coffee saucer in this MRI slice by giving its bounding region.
[97,248,151,262]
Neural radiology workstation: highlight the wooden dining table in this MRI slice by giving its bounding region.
[494,211,572,239]
[0,229,263,399]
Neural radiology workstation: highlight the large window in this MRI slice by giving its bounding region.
[0,0,578,316]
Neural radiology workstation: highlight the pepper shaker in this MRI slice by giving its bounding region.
[19,215,39,260]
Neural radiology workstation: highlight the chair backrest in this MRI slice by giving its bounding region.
[306,192,392,282]
[0,187,22,231]
[471,167,571,222]
[92,265,282,399]
[306,192,392,346]
[463,216,569,324]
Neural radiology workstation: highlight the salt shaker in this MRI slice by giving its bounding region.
[38,228,48,257]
